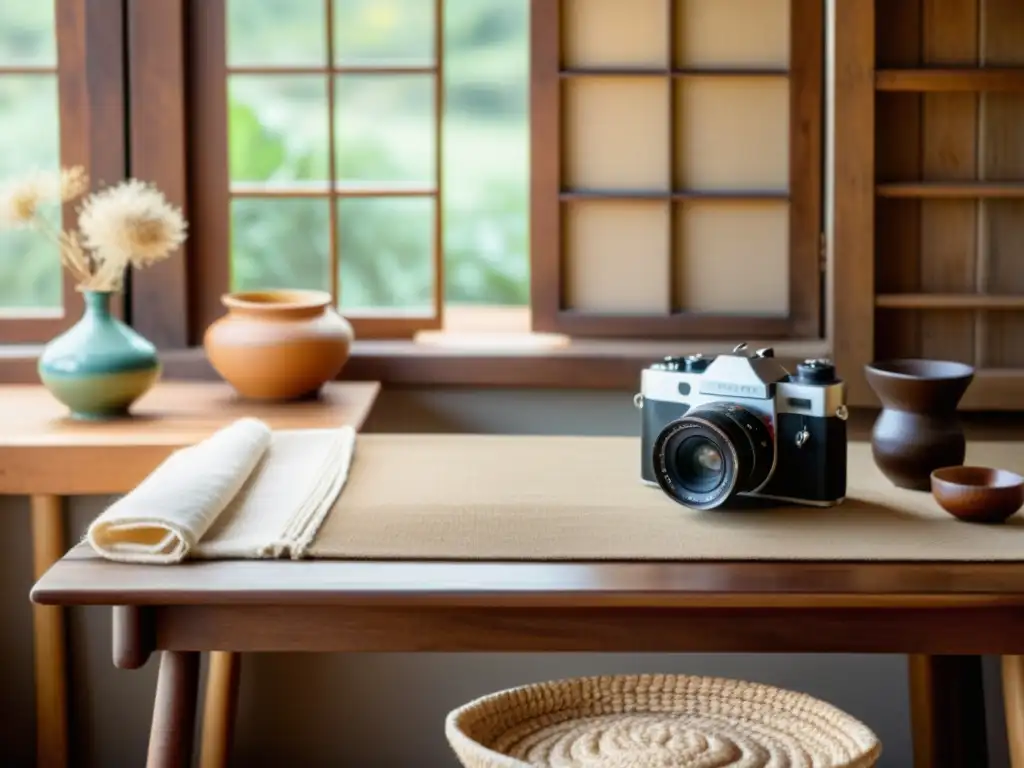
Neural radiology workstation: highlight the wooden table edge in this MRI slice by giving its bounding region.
[28,585,1024,610]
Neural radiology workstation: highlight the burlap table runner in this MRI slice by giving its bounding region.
[309,434,1024,562]
[86,420,1024,563]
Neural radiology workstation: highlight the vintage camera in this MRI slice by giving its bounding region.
[636,343,848,510]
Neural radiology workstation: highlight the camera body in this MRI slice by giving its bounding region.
[637,344,848,510]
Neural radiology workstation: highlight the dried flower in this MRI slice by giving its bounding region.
[0,166,187,294]
[0,169,61,227]
[60,166,89,202]
[78,179,187,274]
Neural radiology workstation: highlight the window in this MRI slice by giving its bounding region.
[0,0,126,343]
[178,0,822,345]
[186,0,530,342]
[531,0,824,340]
[0,0,829,386]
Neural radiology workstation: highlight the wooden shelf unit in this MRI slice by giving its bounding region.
[833,0,1024,410]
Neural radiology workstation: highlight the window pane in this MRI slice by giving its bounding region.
[0,75,61,310]
[334,0,434,66]
[338,196,433,313]
[227,0,326,67]
[443,0,529,306]
[230,198,331,292]
[335,75,435,186]
[0,77,59,177]
[0,216,62,310]
[0,0,56,66]
[229,76,330,185]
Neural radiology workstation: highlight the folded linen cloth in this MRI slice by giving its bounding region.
[86,417,356,563]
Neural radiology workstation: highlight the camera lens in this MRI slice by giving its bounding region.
[673,436,725,493]
[652,403,774,510]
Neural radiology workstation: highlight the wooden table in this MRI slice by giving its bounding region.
[30,551,1024,767]
[0,381,380,768]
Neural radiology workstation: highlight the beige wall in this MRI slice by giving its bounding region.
[0,388,1014,766]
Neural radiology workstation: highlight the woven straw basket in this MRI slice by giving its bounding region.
[445,674,881,768]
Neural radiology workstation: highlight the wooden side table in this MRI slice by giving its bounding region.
[0,381,380,768]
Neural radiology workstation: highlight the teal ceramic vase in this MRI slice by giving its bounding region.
[38,291,161,420]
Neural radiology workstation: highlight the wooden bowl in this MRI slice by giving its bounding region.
[930,466,1024,524]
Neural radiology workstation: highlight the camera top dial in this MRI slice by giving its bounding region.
[794,358,838,385]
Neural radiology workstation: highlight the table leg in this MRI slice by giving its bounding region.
[31,494,68,768]
[1003,656,1024,767]
[909,654,989,768]
[199,651,241,768]
[147,651,200,768]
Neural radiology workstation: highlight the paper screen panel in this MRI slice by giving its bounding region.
[564,77,670,191]
[676,77,790,191]
[675,0,790,68]
[566,202,670,313]
[562,0,668,68]
[675,202,789,313]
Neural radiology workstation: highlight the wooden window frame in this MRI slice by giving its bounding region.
[0,0,834,390]
[178,0,446,344]
[529,0,825,340]
[0,0,127,344]
[0,0,1014,404]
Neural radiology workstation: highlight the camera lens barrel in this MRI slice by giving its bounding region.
[652,403,774,510]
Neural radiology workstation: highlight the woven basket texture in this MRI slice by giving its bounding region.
[445,674,881,768]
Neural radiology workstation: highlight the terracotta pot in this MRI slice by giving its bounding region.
[864,359,974,491]
[204,289,353,401]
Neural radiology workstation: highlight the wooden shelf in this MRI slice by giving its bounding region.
[876,182,1024,199]
[876,68,1024,92]
[876,294,1024,310]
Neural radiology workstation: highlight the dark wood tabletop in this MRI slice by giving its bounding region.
[32,544,1024,768]
[31,543,1024,607]
[30,544,1024,656]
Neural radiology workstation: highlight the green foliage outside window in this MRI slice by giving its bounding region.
[0,0,529,312]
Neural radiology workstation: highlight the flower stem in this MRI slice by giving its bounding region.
[32,215,92,284]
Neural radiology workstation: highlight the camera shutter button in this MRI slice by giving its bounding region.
[683,354,711,373]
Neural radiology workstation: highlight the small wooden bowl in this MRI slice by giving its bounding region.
[930,466,1024,524]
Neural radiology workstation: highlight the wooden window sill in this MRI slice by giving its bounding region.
[0,337,830,390]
